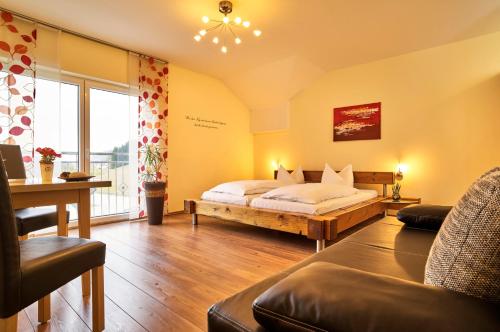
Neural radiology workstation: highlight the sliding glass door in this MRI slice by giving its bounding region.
[33,77,82,220]
[87,82,137,218]
[33,76,137,221]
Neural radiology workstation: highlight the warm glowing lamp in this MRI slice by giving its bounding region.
[195,1,262,54]
[271,159,281,171]
[392,163,408,201]
[395,164,407,181]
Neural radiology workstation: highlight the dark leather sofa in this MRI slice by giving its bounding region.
[208,217,500,331]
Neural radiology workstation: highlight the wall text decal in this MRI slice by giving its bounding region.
[185,115,227,129]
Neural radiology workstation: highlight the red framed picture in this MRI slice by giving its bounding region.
[333,102,381,141]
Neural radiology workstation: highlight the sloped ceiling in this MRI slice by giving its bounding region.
[1,0,499,131]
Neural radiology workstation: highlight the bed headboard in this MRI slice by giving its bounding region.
[273,170,394,184]
[273,170,395,196]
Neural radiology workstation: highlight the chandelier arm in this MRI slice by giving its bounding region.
[207,23,223,32]
[228,26,238,39]
[222,24,227,46]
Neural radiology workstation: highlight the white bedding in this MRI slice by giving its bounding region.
[208,180,282,196]
[261,183,358,204]
[250,190,378,215]
[201,191,261,206]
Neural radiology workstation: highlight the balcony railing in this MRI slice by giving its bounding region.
[60,151,131,219]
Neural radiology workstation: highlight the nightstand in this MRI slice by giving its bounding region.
[382,197,421,216]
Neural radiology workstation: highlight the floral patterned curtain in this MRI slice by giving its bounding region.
[0,11,36,177]
[137,56,168,217]
[0,12,37,176]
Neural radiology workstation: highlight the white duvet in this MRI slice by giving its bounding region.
[251,190,378,215]
[201,191,260,206]
[208,180,283,196]
[261,183,358,204]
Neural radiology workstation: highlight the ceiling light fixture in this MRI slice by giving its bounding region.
[194,0,262,54]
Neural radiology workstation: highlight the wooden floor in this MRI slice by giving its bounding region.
[17,213,376,331]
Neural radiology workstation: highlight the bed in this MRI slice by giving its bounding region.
[185,170,394,252]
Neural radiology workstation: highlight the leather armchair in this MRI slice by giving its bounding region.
[0,155,106,332]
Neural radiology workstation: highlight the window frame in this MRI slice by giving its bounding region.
[34,73,134,223]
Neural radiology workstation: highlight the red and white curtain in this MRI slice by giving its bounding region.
[137,56,168,217]
[0,11,36,176]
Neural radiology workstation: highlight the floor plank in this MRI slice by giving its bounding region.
[18,213,375,331]
[24,291,90,332]
[17,310,34,332]
[58,278,146,332]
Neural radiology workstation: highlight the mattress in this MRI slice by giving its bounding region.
[250,189,378,215]
[201,191,261,206]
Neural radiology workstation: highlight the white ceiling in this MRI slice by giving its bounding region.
[1,0,499,130]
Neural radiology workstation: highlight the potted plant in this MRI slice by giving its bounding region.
[36,147,61,183]
[141,144,166,225]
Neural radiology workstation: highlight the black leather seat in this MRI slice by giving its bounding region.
[0,155,106,331]
[16,207,69,237]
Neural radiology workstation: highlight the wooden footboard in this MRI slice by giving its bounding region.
[184,196,386,252]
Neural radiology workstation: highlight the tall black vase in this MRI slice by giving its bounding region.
[144,181,166,225]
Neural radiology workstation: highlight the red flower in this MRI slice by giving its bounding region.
[36,147,62,163]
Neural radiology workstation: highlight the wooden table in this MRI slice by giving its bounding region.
[9,179,111,296]
[382,197,421,216]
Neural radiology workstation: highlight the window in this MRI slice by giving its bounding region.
[30,76,138,221]
[88,85,138,217]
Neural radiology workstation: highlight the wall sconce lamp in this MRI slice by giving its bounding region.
[395,163,407,181]
[392,163,408,201]
[271,159,281,171]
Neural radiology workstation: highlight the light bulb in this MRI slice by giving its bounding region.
[202,16,210,23]
[221,46,227,53]
[194,35,201,42]
[242,21,250,28]
[235,37,241,44]
[199,29,207,36]
[223,16,229,24]
[253,30,262,37]
[212,37,219,44]
[234,17,242,24]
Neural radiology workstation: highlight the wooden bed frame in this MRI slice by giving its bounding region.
[184,170,394,252]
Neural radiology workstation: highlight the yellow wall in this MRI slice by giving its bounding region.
[168,64,253,212]
[254,32,500,205]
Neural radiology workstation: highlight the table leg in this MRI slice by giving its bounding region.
[56,203,68,236]
[78,188,91,296]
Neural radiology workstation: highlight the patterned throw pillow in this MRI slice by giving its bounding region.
[424,167,500,302]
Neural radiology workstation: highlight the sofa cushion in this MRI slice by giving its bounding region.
[396,204,452,231]
[425,167,500,302]
[343,218,436,256]
[252,262,500,332]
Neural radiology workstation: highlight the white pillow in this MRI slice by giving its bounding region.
[277,165,305,184]
[321,164,354,187]
[262,183,358,204]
